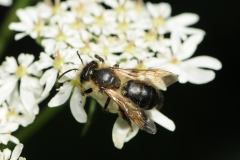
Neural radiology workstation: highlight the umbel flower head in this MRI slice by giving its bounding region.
[2,0,222,151]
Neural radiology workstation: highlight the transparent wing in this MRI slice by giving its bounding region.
[114,68,178,91]
[104,89,156,134]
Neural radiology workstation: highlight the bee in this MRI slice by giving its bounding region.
[59,53,178,134]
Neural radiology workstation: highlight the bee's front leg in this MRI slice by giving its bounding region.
[102,97,111,114]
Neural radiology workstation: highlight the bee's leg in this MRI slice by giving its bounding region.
[94,54,105,63]
[81,88,93,96]
[113,64,119,68]
[102,97,110,113]
[119,108,133,132]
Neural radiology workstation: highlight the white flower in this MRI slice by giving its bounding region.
[37,49,79,97]
[48,64,87,123]
[0,54,42,114]
[0,0,12,6]
[41,24,83,53]
[112,109,175,149]
[157,33,222,84]
[146,2,202,37]
[9,7,47,40]
[0,143,26,160]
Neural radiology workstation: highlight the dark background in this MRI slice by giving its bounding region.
[0,0,239,159]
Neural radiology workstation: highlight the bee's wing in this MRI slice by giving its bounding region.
[114,68,178,91]
[104,89,156,134]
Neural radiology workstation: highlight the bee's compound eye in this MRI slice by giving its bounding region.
[80,61,98,83]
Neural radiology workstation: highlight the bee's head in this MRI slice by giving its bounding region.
[80,61,98,83]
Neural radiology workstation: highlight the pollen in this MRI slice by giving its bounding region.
[71,78,81,86]
[6,110,19,120]
[145,31,157,42]
[118,21,130,33]
[55,31,66,42]
[135,63,147,70]
[95,15,106,26]
[153,16,165,27]
[34,21,44,32]
[124,42,136,54]
[81,43,91,55]
[100,46,109,57]
[71,21,84,30]
[116,5,127,15]
[170,57,181,64]
[53,54,65,69]
[16,65,27,78]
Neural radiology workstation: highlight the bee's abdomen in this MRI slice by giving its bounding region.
[91,68,121,89]
[122,80,163,110]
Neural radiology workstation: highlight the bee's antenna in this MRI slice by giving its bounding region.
[77,51,84,65]
[58,69,79,79]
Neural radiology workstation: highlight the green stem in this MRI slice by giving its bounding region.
[81,98,97,137]
[0,0,40,57]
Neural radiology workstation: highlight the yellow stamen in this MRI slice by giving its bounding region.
[124,41,136,54]
[16,65,27,78]
[145,31,157,42]
[53,54,65,69]
[103,45,110,56]
[53,0,62,14]
[34,21,44,32]
[71,21,84,30]
[118,20,129,33]
[153,16,165,27]
[6,110,18,120]
[71,78,81,87]
[170,57,181,64]
[135,63,147,70]
[95,14,106,26]
[55,31,66,42]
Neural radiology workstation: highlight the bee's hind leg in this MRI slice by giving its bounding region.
[81,88,93,96]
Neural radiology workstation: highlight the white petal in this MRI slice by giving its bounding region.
[40,68,58,97]
[37,52,54,70]
[0,76,18,105]
[184,56,222,70]
[0,0,12,6]
[18,54,34,67]
[171,32,182,56]
[9,23,27,32]
[177,33,205,60]
[158,2,171,18]
[20,76,37,112]
[183,66,216,84]
[167,13,199,26]
[10,143,23,160]
[70,87,87,123]
[112,117,138,149]
[48,82,72,107]
[3,148,11,159]
[15,33,29,41]
[28,61,43,77]
[3,57,18,73]
[0,134,19,145]
[147,109,175,131]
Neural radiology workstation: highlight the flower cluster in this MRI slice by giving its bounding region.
[0,0,222,152]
